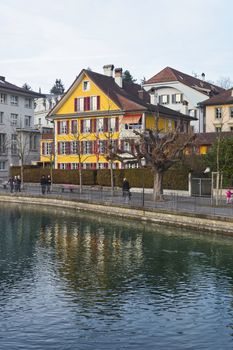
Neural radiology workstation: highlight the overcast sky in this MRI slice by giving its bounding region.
[1,0,232,93]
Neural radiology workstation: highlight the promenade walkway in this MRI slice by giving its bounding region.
[1,183,233,221]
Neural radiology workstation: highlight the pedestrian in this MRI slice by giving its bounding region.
[14,175,18,192]
[17,175,21,192]
[226,189,232,204]
[40,175,47,195]
[8,177,14,193]
[46,174,52,193]
[122,177,131,200]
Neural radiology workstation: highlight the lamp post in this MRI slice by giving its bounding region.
[141,158,146,208]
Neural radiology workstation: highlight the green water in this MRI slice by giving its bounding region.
[0,203,233,349]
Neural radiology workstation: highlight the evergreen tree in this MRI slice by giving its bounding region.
[50,79,65,95]
[123,70,137,84]
[22,83,31,90]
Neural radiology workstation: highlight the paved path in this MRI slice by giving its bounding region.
[1,184,233,220]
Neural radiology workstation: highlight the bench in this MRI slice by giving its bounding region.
[60,184,78,193]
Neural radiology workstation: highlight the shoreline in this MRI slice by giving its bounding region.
[1,194,233,236]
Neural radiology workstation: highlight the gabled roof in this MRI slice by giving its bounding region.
[201,88,233,106]
[196,132,233,145]
[0,77,44,98]
[145,67,224,96]
[48,68,195,121]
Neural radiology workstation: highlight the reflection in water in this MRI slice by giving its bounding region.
[0,203,233,349]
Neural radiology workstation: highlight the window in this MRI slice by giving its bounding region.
[82,141,92,154]
[11,134,17,155]
[38,118,42,125]
[10,95,18,106]
[60,142,66,154]
[60,163,66,170]
[60,121,67,134]
[44,142,52,155]
[71,163,79,169]
[0,94,7,104]
[122,140,131,152]
[0,161,6,170]
[172,93,183,104]
[159,94,169,104]
[25,98,32,108]
[0,133,6,154]
[98,140,106,154]
[83,81,90,91]
[215,108,222,119]
[124,122,141,130]
[25,115,31,127]
[0,112,4,124]
[90,96,97,110]
[189,109,197,118]
[30,135,37,151]
[10,113,18,126]
[97,118,104,132]
[77,97,84,111]
[230,127,233,132]
[230,107,233,118]
[215,127,222,132]
[75,96,100,112]
[71,141,78,154]
[83,119,91,133]
[109,117,116,132]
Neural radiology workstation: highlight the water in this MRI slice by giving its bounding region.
[0,204,233,349]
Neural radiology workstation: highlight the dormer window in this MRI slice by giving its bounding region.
[172,93,183,104]
[83,81,90,91]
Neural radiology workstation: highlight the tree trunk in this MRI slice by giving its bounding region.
[153,171,163,201]
[79,167,82,194]
[110,161,114,196]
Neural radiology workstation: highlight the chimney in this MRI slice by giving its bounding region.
[0,76,5,82]
[103,64,114,77]
[149,88,158,105]
[115,68,123,88]
[182,100,189,115]
[39,87,41,94]
[201,73,205,81]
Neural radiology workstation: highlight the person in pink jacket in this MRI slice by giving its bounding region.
[226,189,233,204]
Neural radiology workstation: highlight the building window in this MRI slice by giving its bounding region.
[25,98,32,108]
[71,141,78,154]
[60,142,66,154]
[75,96,100,112]
[30,135,37,151]
[25,115,31,127]
[230,107,233,118]
[0,94,7,104]
[159,94,169,104]
[172,93,183,104]
[189,109,197,118]
[10,113,18,126]
[82,119,91,133]
[122,140,131,152]
[11,134,17,155]
[44,142,52,155]
[215,127,222,132]
[0,112,4,124]
[0,161,6,170]
[124,122,141,130]
[82,141,92,154]
[0,133,6,154]
[60,121,67,134]
[97,118,104,132]
[215,108,222,119]
[230,127,233,132]
[71,163,79,169]
[77,97,84,111]
[10,95,18,106]
[83,81,90,91]
[38,118,42,125]
[90,96,98,110]
[98,140,106,154]
[60,163,66,170]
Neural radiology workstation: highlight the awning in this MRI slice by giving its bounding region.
[121,114,142,124]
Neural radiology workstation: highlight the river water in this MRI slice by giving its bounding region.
[0,203,233,349]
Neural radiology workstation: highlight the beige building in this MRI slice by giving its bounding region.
[202,88,233,132]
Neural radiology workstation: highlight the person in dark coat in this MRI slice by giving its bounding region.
[40,175,47,195]
[16,175,21,192]
[122,178,131,200]
[46,175,52,193]
[8,177,14,193]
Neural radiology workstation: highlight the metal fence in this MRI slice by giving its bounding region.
[0,183,232,219]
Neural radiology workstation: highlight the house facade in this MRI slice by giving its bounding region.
[0,76,43,181]
[34,93,62,130]
[143,67,224,133]
[201,89,233,132]
[44,65,194,170]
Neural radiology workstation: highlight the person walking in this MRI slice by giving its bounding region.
[16,175,21,192]
[122,178,131,201]
[46,175,52,193]
[40,175,47,195]
[226,189,232,204]
[8,177,14,193]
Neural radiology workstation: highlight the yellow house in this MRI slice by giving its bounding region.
[202,88,233,132]
[43,65,194,170]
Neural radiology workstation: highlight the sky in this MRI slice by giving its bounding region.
[1,0,232,93]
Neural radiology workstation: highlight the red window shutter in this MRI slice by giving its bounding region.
[66,142,71,154]
[115,117,119,131]
[58,163,60,169]
[66,120,69,134]
[71,120,74,134]
[57,121,61,134]
[97,96,100,110]
[74,98,77,112]
[104,118,108,132]
[93,140,97,154]
[51,142,54,154]
[84,97,90,111]
[42,143,45,155]
[92,118,97,133]
[81,141,84,154]
[67,163,71,170]
[92,163,96,169]
[57,142,60,155]
[87,97,90,111]
[80,120,84,133]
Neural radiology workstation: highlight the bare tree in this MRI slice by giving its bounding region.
[217,77,233,89]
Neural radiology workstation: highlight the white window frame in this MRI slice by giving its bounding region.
[71,141,78,154]
[60,142,66,155]
[77,97,84,111]
[83,81,90,91]
[90,96,97,110]
[215,108,222,119]
[45,142,52,155]
[25,115,31,127]
[83,119,91,133]
[10,113,18,126]
[97,118,104,132]
[0,111,4,124]
[25,98,32,108]
[10,95,18,106]
[60,121,67,134]
[82,141,92,154]
[0,161,6,170]
[0,94,7,104]
[71,163,79,169]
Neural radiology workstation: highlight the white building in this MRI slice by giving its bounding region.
[34,94,62,131]
[0,76,43,181]
[143,67,224,133]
